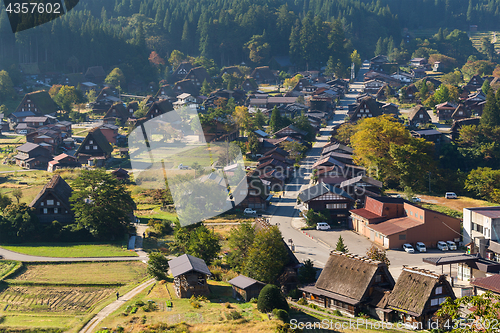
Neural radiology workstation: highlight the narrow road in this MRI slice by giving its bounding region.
[78,278,156,333]
[266,66,368,268]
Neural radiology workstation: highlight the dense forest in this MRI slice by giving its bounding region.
[0,0,499,84]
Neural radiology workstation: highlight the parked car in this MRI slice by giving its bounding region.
[243,208,256,215]
[445,192,458,199]
[415,242,427,252]
[446,241,457,250]
[412,197,421,203]
[403,243,415,253]
[437,241,449,251]
[316,222,331,230]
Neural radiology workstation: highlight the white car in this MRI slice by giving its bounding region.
[403,244,415,253]
[412,197,421,203]
[445,192,458,199]
[316,222,331,230]
[415,242,427,252]
[243,208,256,215]
[437,241,449,251]
[447,241,457,251]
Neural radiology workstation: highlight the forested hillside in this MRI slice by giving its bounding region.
[0,0,499,85]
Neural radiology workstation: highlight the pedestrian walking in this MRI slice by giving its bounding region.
[142,232,146,238]
[116,292,120,300]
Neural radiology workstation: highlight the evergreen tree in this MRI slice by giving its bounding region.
[480,90,500,128]
[482,79,491,95]
[375,37,384,56]
[269,106,283,134]
[289,19,302,67]
[335,235,348,253]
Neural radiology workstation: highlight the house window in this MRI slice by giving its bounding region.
[399,234,406,240]
[89,140,93,144]
[430,298,439,306]
[57,201,60,206]
[93,146,98,150]
[85,145,90,150]
[374,275,382,283]
[419,114,424,118]
[326,203,347,209]
[54,208,58,214]
[439,298,446,304]
[43,208,47,214]
[47,200,54,205]
[435,286,443,294]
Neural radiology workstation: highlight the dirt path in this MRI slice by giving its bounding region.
[78,278,156,333]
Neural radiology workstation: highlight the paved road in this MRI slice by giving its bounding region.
[79,278,156,333]
[265,66,368,268]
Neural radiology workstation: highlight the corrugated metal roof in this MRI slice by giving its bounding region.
[168,254,211,277]
[368,217,423,236]
[228,275,264,289]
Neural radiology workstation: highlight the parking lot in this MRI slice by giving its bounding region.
[306,228,464,280]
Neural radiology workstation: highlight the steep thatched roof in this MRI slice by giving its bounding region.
[315,251,391,302]
[408,105,430,121]
[29,174,73,211]
[387,267,453,316]
[23,91,59,115]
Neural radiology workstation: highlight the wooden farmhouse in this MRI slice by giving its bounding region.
[169,254,211,298]
[386,267,455,328]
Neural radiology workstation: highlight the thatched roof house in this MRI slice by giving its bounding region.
[300,251,394,319]
[387,267,455,328]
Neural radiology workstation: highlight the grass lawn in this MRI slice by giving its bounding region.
[0,261,19,280]
[0,313,80,330]
[0,242,138,258]
[8,261,147,285]
[136,206,178,222]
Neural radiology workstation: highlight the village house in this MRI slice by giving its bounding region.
[463,207,500,263]
[84,66,106,83]
[15,142,51,169]
[471,274,500,295]
[173,93,197,109]
[273,124,308,143]
[169,254,211,298]
[386,267,455,328]
[350,196,461,249]
[410,129,443,145]
[144,99,174,120]
[103,102,129,124]
[241,78,258,92]
[75,128,113,165]
[228,275,265,302]
[173,79,199,96]
[348,96,382,122]
[8,111,35,124]
[29,174,74,224]
[450,117,480,140]
[410,58,428,67]
[408,105,431,127]
[47,153,81,172]
[298,182,354,224]
[435,102,457,121]
[250,66,276,84]
[451,104,470,121]
[340,176,383,204]
[111,168,130,181]
[14,91,59,116]
[172,62,193,82]
[364,79,387,94]
[97,124,119,144]
[185,66,213,86]
[300,251,395,319]
[235,170,272,211]
[219,66,242,77]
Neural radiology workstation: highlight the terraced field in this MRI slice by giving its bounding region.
[470,31,500,52]
[0,286,114,313]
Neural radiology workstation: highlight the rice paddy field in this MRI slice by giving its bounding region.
[470,30,500,52]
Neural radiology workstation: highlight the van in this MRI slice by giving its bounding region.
[437,241,449,251]
[316,222,331,230]
[446,241,457,250]
[445,192,458,199]
[415,242,427,252]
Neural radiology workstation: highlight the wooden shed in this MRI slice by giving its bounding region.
[168,254,211,298]
[228,275,265,302]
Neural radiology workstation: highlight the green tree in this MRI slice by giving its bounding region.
[0,70,14,102]
[244,226,288,283]
[11,189,22,204]
[374,37,384,56]
[482,79,491,95]
[186,225,221,265]
[298,259,317,284]
[269,106,283,134]
[70,169,134,240]
[465,167,500,202]
[0,193,12,210]
[2,203,37,241]
[200,79,211,96]
[227,221,255,271]
[147,252,170,281]
[247,132,260,155]
[253,109,266,130]
[85,89,97,103]
[257,284,289,313]
[168,50,185,69]
[53,85,82,112]
[480,90,500,128]
[245,33,270,64]
[105,68,126,88]
[350,50,362,73]
[335,235,348,253]
[437,292,500,333]
[433,84,450,104]
[232,106,253,134]
[366,245,390,266]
